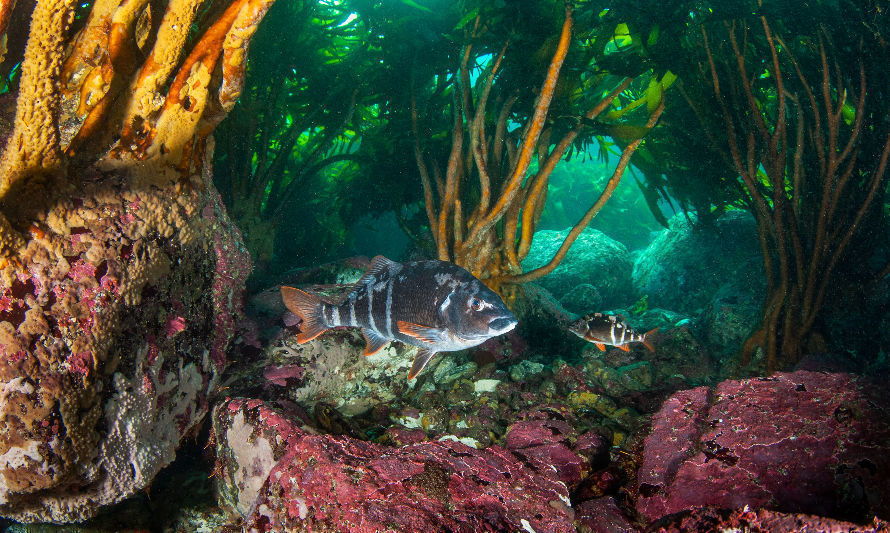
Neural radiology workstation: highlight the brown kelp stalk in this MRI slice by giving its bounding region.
[696,18,890,371]
[413,3,663,294]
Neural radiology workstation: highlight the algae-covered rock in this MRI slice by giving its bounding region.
[632,211,764,314]
[213,398,578,532]
[636,371,890,524]
[0,170,249,522]
[522,228,636,310]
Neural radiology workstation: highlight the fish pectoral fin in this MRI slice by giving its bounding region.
[362,329,389,356]
[396,320,443,344]
[281,286,328,343]
[407,347,438,380]
[618,344,631,352]
[594,342,607,351]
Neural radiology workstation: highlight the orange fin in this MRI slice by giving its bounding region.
[362,328,389,356]
[281,286,328,343]
[618,344,630,352]
[407,347,438,380]
[642,327,659,352]
[594,342,607,352]
[397,320,443,344]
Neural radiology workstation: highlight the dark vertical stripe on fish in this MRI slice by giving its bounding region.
[324,303,334,326]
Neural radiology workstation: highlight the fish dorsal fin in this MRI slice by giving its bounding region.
[397,320,444,344]
[362,328,389,356]
[354,255,396,287]
[407,347,438,380]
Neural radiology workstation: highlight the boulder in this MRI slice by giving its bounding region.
[213,398,577,532]
[0,164,249,522]
[636,371,890,524]
[522,228,635,311]
[651,507,888,533]
[632,211,764,314]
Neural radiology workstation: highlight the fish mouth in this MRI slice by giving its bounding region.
[488,316,518,334]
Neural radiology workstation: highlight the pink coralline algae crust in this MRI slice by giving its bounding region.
[0,162,250,522]
[262,364,305,387]
[635,371,890,524]
[382,426,429,446]
[575,497,640,533]
[505,419,589,489]
[650,506,890,533]
[164,315,187,336]
[215,399,576,533]
[205,188,252,371]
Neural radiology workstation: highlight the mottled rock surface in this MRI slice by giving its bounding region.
[636,371,890,524]
[522,227,635,311]
[650,507,889,533]
[631,211,764,314]
[213,398,578,532]
[0,161,249,522]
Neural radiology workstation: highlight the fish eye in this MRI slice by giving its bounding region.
[470,297,484,311]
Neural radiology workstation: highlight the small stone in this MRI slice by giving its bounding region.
[473,379,501,393]
[509,360,545,382]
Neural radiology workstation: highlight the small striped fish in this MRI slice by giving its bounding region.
[569,313,657,352]
[281,255,518,379]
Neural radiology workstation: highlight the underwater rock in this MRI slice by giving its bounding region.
[575,496,640,533]
[522,227,635,310]
[0,163,249,522]
[268,328,418,417]
[431,358,477,386]
[559,283,603,315]
[632,211,764,315]
[650,506,889,533]
[695,285,762,370]
[213,398,577,532]
[509,359,546,382]
[633,325,714,388]
[505,419,588,489]
[636,370,890,524]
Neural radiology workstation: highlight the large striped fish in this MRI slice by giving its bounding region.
[569,313,657,352]
[280,255,518,379]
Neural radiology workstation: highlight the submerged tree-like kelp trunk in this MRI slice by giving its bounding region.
[686,15,890,372]
[411,1,667,297]
[0,0,271,522]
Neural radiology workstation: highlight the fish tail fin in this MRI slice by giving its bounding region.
[281,286,329,343]
[642,327,659,352]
